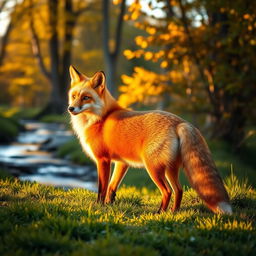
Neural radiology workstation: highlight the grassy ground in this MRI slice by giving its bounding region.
[0,106,39,143]
[40,113,70,125]
[57,139,93,165]
[0,114,21,143]
[0,106,40,120]
[0,174,255,256]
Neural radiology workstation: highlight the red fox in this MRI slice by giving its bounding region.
[68,65,232,214]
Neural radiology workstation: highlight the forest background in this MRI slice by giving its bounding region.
[0,0,255,169]
[0,2,256,255]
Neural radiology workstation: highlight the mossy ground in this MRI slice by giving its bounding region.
[40,113,70,124]
[57,139,93,165]
[0,106,39,142]
[0,174,255,256]
[0,115,21,142]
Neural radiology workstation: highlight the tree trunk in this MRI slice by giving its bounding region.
[31,0,89,116]
[178,0,247,147]
[102,0,126,95]
[212,104,246,148]
[206,9,247,147]
[60,0,75,102]
[105,53,117,95]
[0,0,16,67]
[0,21,12,66]
[46,0,63,113]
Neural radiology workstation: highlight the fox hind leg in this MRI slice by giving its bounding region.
[144,160,172,213]
[165,164,183,212]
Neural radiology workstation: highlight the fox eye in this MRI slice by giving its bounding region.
[72,95,76,99]
[83,96,90,101]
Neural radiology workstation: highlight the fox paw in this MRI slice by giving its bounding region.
[105,191,116,204]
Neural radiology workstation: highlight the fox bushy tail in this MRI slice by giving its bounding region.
[177,123,232,214]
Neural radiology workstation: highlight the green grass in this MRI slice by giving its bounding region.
[40,113,70,124]
[209,140,256,187]
[0,106,40,120]
[0,106,69,125]
[0,114,23,143]
[0,174,255,256]
[0,106,39,142]
[57,138,93,165]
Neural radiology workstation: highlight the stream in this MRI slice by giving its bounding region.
[0,121,97,191]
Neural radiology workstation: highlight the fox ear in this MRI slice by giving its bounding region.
[69,65,86,85]
[91,71,106,94]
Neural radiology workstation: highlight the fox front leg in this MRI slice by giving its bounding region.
[96,159,111,203]
[105,162,129,204]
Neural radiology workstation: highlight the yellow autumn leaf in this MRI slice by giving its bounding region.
[123,49,134,59]
[147,27,156,35]
[141,41,148,49]
[243,14,250,20]
[144,51,153,60]
[161,61,168,68]
[112,0,122,5]
[131,11,139,20]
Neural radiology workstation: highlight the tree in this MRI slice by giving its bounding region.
[120,0,256,147]
[0,0,42,106]
[0,0,104,109]
[0,0,21,66]
[102,0,127,95]
[28,0,95,114]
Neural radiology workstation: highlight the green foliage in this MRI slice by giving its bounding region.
[208,140,256,186]
[40,113,70,124]
[0,175,255,256]
[0,106,41,143]
[121,0,256,145]
[57,138,93,165]
[122,168,156,189]
[0,114,20,143]
[0,169,13,180]
[0,106,40,120]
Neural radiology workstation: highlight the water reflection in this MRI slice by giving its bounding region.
[20,175,97,191]
[0,121,97,190]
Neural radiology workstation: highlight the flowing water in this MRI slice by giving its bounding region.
[0,121,97,191]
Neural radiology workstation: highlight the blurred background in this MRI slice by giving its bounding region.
[0,0,255,189]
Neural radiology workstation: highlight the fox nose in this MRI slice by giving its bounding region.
[68,106,75,112]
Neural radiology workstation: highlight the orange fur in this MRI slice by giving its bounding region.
[68,66,232,214]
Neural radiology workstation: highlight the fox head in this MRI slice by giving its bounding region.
[68,66,106,116]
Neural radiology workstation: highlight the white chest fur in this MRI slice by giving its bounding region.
[71,115,97,162]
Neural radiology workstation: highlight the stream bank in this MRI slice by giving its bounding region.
[0,120,97,191]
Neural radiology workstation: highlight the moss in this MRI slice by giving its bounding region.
[40,113,70,124]
[0,106,40,120]
[0,115,21,143]
[57,138,93,165]
[208,139,256,187]
[0,169,13,179]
